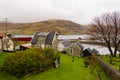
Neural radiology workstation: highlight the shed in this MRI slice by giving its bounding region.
[68,42,84,57]
[92,48,100,56]
[20,43,31,50]
[83,48,92,57]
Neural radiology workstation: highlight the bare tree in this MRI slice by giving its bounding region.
[91,11,120,57]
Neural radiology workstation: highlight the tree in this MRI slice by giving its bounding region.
[90,11,120,57]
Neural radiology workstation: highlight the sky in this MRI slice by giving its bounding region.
[0,0,120,24]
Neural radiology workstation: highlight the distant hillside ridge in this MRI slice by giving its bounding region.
[0,19,88,34]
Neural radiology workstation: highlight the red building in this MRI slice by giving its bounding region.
[9,34,33,42]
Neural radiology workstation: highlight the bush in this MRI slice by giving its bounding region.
[0,48,60,77]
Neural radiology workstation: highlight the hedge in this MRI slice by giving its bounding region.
[0,48,60,77]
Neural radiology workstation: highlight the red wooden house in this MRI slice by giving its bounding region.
[9,34,33,42]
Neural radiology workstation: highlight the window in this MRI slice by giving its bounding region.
[70,48,73,55]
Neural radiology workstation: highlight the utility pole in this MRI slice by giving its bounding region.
[5,18,8,51]
[5,18,7,33]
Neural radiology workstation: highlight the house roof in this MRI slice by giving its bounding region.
[20,43,31,48]
[83,48,92,54]
[31,32,57,45]
[75,42,84,49]
[45,32,56,45]
[62,40,72,47]
[31,32,40,44]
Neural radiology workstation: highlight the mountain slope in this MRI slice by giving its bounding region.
[0,19,85,34]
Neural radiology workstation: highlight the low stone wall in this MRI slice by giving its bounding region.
[97,58,120,80]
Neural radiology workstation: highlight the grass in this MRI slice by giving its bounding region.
[0,52,10,66]
[0,52,109,80]
[101,55,120,70]
[23,54,109,80]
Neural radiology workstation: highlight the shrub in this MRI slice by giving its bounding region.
[1,48,60,77]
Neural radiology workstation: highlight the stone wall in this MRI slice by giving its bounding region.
[97,58,120,80]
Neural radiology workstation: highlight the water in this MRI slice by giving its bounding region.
[58,35,116,55]
[58,35,90,40]
[82,44,115,55]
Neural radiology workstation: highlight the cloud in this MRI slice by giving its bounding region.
[0,0,120,24]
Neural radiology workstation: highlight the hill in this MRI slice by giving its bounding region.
[0,19,88,34]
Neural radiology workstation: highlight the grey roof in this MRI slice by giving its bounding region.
[62,41,72,47]
[31,32,57,45]
[83,48,92,57]
[75,42,84,49]
[85,48,92,53]
[83,48,100,56]
[31,32,40,44]
[45,32,56,45]
[92,48,99,54]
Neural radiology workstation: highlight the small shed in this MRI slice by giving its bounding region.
[83,48,92,57]
[92,48,100,56]
[68,42,84,57]
[20,43,31,50]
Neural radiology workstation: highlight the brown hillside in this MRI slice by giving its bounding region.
[0,19,87,34]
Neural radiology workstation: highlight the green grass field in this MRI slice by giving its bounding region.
[101,55,120,70]
[0,53,109,80]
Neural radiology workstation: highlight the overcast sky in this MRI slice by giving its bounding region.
[0,0,120,24]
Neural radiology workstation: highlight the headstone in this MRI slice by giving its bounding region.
[54,59,59,68]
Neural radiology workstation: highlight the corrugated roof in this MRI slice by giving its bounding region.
[45,32,55,45]
[86,48,92,53]
[75,42,84,49]
[92,48,99,54]
[83,48,92,57]
[21,43,31,48]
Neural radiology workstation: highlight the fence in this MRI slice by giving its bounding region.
[97,58,120,80]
